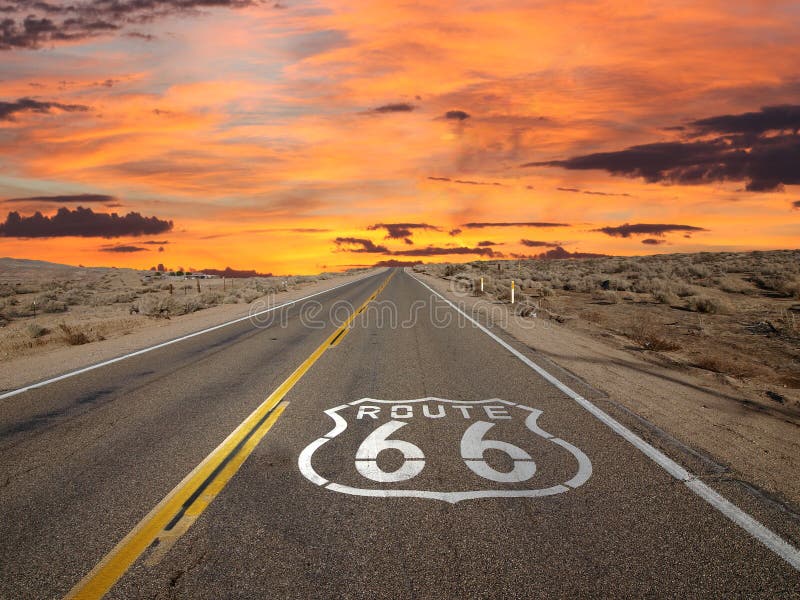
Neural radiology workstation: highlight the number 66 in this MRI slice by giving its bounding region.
[355,420,536,484]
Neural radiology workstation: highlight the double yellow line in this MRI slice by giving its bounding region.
[67,271,395,599]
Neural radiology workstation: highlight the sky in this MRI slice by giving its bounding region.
[0,0,799,274]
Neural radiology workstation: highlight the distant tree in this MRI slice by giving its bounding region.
[157,263,166,272]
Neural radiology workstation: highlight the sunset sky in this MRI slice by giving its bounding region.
[1,0,799,274]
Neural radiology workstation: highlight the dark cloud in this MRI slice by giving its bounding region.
[4,193,114,203]
[641,238,666,245]
[0,0,254,50]
[462,221,569,228]
[454,179,502,186]
[511,247,606,260]
[594,223,708,238]
[0,97,89,120]
[556,187,630,197]
[101,244,148,253]
[371,103,415,113]
[792,200,800,210]
[427,176,502,186]
[444,110,470,120]
[333,237,389,253]
[526,104,800,192]
[520,239,559,247]
[477,240,500,247]
[139,240,169,245]
[448,228,462,236]
[0,206,174,238]
[688,104,800,136]
[392,246,499,257]
[367,222,440,244]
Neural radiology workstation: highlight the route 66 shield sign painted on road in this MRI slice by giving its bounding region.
[298,398,592,503]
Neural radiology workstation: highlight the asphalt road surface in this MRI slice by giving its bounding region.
[1,268,798,599]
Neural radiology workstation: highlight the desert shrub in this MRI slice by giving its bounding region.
[592,290,619,304]
[0,284,14,297]
[61,290,86,305]
[717,276,751,294]
[688,265,710,278]
[541,286,555,297]
[628,319,680,351]
[691,355,759,378]
[27,323,49,338]
[137,295,179,318]
[675,285,697,298]
[239,289,262,303]
[652,289,680,305]
[201,290,224,305]
[751,274,800,297]
[223,294,239,304]
[686,295,732,314]
[180,298,204,314]
[41,299,68,313]
[444,264,466,277]
[58,323,90,345]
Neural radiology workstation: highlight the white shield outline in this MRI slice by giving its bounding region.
[298,398,592,504]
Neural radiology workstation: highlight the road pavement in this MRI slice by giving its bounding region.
[0,268,798,598]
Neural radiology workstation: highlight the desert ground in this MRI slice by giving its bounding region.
[0,258,372,382]
[419,250,800,401]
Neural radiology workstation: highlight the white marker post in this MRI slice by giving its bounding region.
[511,280,515,304]
[480,277,484,292]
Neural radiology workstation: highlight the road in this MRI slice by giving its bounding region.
[0,268,798,598]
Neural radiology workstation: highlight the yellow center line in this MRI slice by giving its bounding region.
[66,271,395,599]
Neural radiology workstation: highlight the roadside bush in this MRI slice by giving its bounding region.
[628,319,680,352]
[686,295,732,314]
[180,298,204,314]
[27,323,49,338]
[58,323,90,345]
[201,290,224,306]
[41,299,68,313]
[444,264,466,277]
[717,276,751,294]
[592,291,619,304]
[652,289,680,305]
[239,288,262,303]
[137,295,179,318]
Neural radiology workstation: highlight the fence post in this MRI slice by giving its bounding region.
[480,277,484,292]
[511,280,515,304]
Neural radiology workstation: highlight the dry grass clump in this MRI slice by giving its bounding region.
[58,323,91,346]
[627,318,680,352]
[26,323,49,339]
[691,355,763,379]
[686,295,732,314]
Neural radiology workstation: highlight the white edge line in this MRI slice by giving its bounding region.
[0,270,383,401]
[409,270,800,572]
